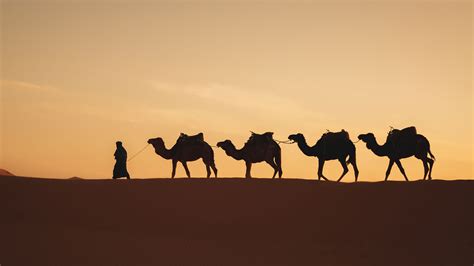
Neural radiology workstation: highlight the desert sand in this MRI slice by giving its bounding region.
[0,175,472,266]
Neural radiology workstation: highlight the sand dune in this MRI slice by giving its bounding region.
[0,168,15,176]
[0,175,472,266]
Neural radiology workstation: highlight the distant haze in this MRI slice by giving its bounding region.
[1,0,472,180]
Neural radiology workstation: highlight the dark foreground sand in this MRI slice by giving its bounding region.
[0,175,473,266]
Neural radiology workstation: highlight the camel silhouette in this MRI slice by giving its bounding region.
[147,133,218,178]
[216,132,282,179]
[288,131,359,182]
[358,127,435,181]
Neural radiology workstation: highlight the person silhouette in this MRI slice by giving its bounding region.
[113,141,130,179]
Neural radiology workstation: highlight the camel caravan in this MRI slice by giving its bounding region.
[141,126,435,181]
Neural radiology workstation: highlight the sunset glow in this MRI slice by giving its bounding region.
[1,0,472,180]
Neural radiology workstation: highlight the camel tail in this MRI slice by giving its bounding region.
[428,149,436,161]
[424,137,436,161]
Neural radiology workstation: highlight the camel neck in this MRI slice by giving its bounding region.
[153,144,173,160]
[225,144,244,160]
[296,137,317,157]
[368,139,388,157]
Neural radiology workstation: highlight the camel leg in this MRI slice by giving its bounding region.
[336,158,349,182]
[351,160,359,182]
[245,161,252,179]
[349,153,359,182]
[204,158,218,178]
[385,160,394,181]
[422,160,429,180]
[416,153,429,181]
[171,160,177,178]
[427,158,434,180]
[274,149,283,178]
[205,164,211,178]
[395,160,409,181]
[266,159,278,179]
[317,159,329,181]
[211,163,218,178]
[202,158,211,178]
[181,161,191,178]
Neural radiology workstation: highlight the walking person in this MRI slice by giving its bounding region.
[113,141,130,179]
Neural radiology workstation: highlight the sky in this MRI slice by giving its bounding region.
[1,0,472,180]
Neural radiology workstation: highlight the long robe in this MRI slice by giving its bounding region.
[113,146,130,179]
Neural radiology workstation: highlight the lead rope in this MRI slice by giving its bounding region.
[274,139,295,144]
[127,144,150,162]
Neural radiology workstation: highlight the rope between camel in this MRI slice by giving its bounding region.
[274,139,295,144]
[127,144,150,162]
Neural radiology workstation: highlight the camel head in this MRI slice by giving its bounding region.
[147,137,165,148]
[216,140,234,151]
[358,133,376,149]
[288,133,304,143]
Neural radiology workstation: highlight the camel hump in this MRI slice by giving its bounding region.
[321,129,350,142]
[178,132,204,143]
[387,126,417,143]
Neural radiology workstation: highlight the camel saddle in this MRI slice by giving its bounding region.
[386,126,417,145]
[315,130,350,156]
[178,132,204,144]
[320,129,350,142]
[247,131,274,146]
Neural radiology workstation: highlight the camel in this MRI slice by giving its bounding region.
[216,132,282,179]
[147,133,218,178]
[288,131,359,182]
[358,127,435,181]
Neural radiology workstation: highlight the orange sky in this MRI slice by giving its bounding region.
[1,0,472,180]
